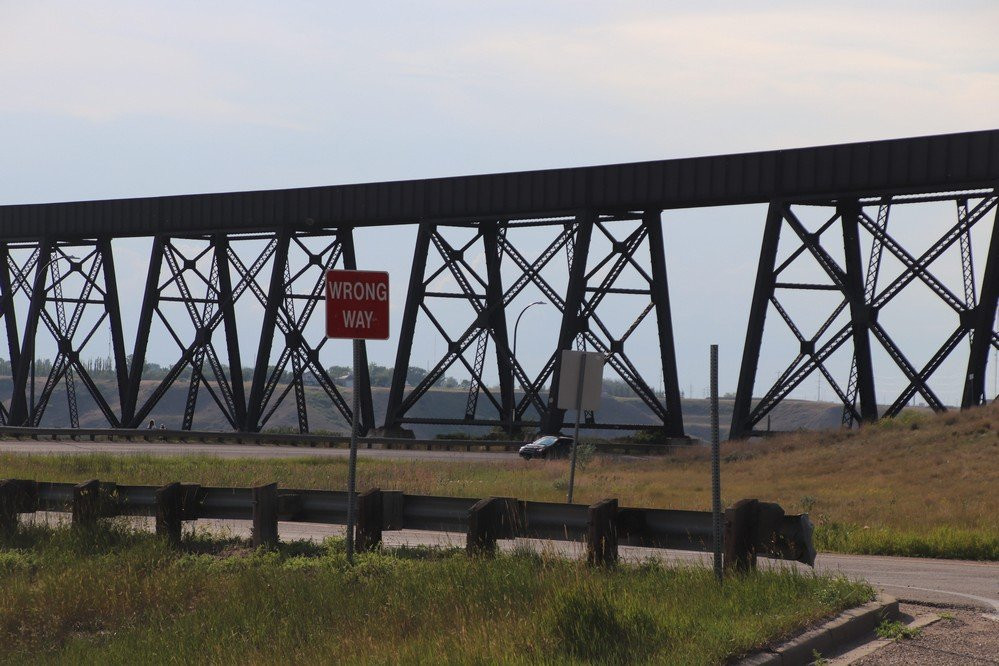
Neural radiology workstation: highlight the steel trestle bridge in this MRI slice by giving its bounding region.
[1,130,997,439]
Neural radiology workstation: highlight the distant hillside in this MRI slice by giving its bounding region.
[1,377,846,439]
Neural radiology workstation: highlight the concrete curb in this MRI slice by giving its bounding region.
[738,595,899,665]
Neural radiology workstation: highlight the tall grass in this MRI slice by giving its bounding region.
[0,523,872,665]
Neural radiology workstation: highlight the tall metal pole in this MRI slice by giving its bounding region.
[566,355,586,504]
[346,338,361,564]
[511,301,544,437]
[710,344,722,583]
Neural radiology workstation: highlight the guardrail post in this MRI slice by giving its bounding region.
[356,489,383,552]
[156,482,183,545]
[73,479,101,528]
[466,497,519,556]
[587,498,618,567]
[0,479,35,535]
[467,498,498,555]
[252,483,279,548]
[180,483,202,520]
[724,498,758,574]
[381,491,404,530]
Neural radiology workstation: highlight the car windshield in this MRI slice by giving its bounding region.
[532,436,558,447]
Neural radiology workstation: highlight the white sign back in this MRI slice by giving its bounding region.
[557,350,604,411]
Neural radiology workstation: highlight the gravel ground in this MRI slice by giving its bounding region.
[851,603,999,665]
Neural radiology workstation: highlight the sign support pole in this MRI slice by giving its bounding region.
[710,344,723,582]
[566,356,587,504]
[346,338,361,564]
[325,268,389,564]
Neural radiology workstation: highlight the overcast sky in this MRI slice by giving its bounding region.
[1,1,997,410]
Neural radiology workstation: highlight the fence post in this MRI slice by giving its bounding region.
[587,498,618,567]
[156,482,183,545]
[356,489,383,552]
[73,479,101,528]
[724,498,758,574]
[252,483,279,548]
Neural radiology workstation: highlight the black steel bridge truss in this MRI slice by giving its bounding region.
[1,130,997,439]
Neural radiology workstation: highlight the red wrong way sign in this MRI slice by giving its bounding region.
[325,270,390,340]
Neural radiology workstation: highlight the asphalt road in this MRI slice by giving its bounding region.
[0,439,517,462]
[6,438,998,612]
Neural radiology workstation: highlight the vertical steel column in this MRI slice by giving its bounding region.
[339,226,376,434]
[214,235,247,430]
[246,227,291,432]
[9,239,52,425]
[840,201,878,421]
[98,237,129,416]
[962,206,999,407]
[730,203,782,439]
[543,211,594,435]
[482,221,514,427]
[124,237,164,426]
[383,223,433,433]
[644,210,685,437]
[0,244,20,375]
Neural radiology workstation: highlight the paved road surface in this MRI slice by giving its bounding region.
[7,438,998,613]
[0,439,517,462]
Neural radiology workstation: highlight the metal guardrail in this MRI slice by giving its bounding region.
[0,478,815,569]
[0,425,688,455]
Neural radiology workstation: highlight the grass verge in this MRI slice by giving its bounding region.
[2,403,996,560]
[0,522,872,665]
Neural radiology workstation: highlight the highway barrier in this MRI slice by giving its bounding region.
[0,478,815,570]
[0,425,689,455]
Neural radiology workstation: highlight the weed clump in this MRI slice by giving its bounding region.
[876,619,921,640]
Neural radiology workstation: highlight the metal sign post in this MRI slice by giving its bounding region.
[557,350,604,503]
[326,270,389,564]
[710,344,722,582]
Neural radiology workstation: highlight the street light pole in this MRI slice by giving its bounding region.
[510,301,545,437]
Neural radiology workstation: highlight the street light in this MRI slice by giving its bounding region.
[29,253,79,419]
[510,300,545,437]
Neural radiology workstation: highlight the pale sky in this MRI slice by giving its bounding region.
[1,1,997,410]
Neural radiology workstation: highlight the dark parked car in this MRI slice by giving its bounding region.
[519,435,573,460]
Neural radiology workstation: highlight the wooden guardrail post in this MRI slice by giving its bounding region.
[356,489,383,552]
[466,497,519,556]
[252,483,279,548]
[587,498,618,567]
[467,498,498,555]
[156,482,183,545]
[73,479,101,528]
[0,479,35,535]
[724,498,758,574]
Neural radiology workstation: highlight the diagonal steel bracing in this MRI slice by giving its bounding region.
[4,242,124,427]
[381,211,683,436]
[731,191,999,438]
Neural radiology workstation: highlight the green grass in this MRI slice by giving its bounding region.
[815,523,998,561]
[0,522,873,665]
